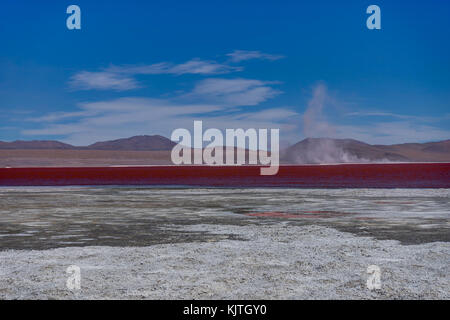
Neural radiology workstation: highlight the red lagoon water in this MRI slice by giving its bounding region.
[0,163,449,188]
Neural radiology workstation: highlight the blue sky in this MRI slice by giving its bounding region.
[0,0,449,146]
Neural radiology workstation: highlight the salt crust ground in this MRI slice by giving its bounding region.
[0,224,448,300]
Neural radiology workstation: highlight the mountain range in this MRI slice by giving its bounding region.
[282,138,450,163]
[1,135,450,165]
[0,135,175,151]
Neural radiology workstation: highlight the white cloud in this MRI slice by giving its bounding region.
[69,59,242,91]
[188,78,282,106]
[227,50,284,63]
[68,51,286,91]
[164,59,241,75]
[69,71,140,91]
[334,122,450,144]
[345,111,445,123]
[107,59,242,75]
[236,108,299,121]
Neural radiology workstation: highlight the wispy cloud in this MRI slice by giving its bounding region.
[69,58,242,91]
[107,59,242,75]
[69,71,140,91]
[345,111,440,122]
[227,50,284,62]
[188,78,282,106]
[68,52,285,91]
[333,122,450,145]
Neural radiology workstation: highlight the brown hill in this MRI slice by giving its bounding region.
[373,139,450,162]
[0,140,74,150]
[85,135,176,151]
[0,135,176,151]
[421,140,450,153]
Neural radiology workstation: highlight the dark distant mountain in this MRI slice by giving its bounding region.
[86,135,176,151]
[282,138,450,164]
[0,140,75,150]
